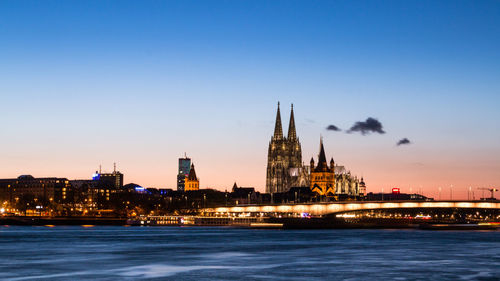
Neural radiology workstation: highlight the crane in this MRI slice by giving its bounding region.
[477,188,498,200]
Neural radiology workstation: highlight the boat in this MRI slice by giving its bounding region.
[419,223,499,230]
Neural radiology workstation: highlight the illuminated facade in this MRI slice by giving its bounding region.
[310,139,336,196]
[266,103,309,193]
[184,163,199,191]
[0,175,71,204]
[91,164,123,189]
[93,172,123,189]
[334,166,362,196]
[359,178,366,195]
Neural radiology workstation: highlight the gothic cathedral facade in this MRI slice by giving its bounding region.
[266,103,309,193]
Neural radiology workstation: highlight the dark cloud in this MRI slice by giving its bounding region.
[347,118,385,135]
[326,124,341,131]
[397,138,411,146]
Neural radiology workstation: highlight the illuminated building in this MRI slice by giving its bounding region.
[177,156,191,192]
[0,175,71,204]
[184,163,199,191]
[266,103,309,193]
[92,164,123,188]
[359,178,366,196]
[68,165,124,208]
[334,167,361,197]
[310,139,336,196]
[307,139,364,198]
[69,179,99,209]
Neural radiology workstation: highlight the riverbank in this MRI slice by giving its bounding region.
[0,216,127,226]
[1,216,498,230]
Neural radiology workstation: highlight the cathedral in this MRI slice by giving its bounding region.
[266,103,366,197]
[266,103,309,193]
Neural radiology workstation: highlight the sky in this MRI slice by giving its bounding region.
[1,0,499,199]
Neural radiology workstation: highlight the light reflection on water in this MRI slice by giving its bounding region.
[0,226,499,280]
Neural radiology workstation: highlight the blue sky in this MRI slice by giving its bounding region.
[1,0,499,198]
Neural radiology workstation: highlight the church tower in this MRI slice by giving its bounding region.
[287,104,302,168]
[266,103,308,193]
[185,163,199,191]
[310,137,335,196]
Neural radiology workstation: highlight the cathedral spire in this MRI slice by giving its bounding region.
[287,103,297,140]
[273,102,283,140]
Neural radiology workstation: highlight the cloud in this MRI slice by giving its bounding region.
[397,138,411,146]
[326,124,341,131]
[347,118,385,135]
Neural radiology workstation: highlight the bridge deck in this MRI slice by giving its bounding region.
[203,201,500,216]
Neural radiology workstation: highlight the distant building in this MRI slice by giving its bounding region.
[69,179,98,209]
[92,164,123,188]
[69,165,124,209]
[334,167,361,196]
[231,182,257,204]
[0,175,71,204]
[366,192,430,201]
[359,178,366,196]
[184,163,199,191]
[310,139,336,196]
[307,138,365,198]
[266,103,309,194]
[177,156,191,192]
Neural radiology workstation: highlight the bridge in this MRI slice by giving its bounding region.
[202,201,500,217]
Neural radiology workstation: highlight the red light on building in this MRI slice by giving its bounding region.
[392,188,400,194]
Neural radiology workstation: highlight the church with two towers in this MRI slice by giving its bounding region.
[266,103,309,193]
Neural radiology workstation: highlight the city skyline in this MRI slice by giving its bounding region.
[1,1,500,199]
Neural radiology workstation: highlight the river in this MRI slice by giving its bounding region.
[0,226,499,280]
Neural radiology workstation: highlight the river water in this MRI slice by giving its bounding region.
[0,226,499,280]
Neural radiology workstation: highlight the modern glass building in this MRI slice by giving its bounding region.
[177,156,191,192]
